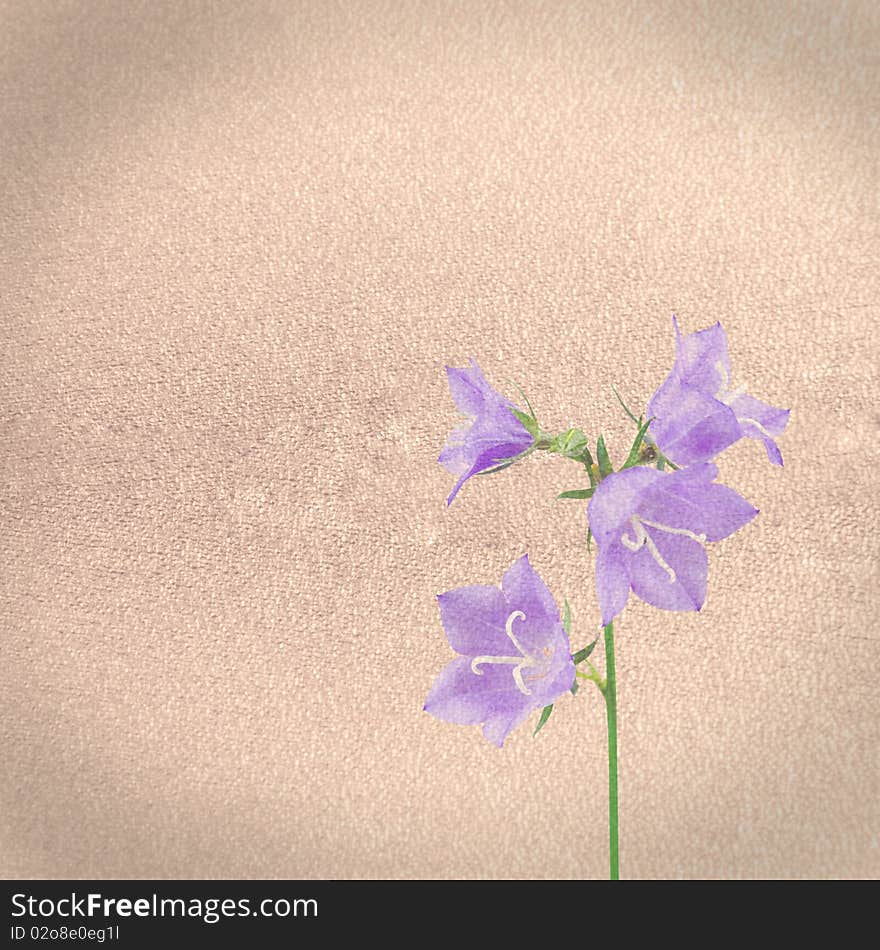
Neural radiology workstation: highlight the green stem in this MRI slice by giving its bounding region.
[603,621,619,880]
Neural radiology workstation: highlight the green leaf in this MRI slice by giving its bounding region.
[570,681,579,695]
[611,385,642,426]
[621,417,654,470]
[562,598,572,635]
[557,488,594,500]
[596,434,613,478]
[657,456,666,471]
[586,526,592,552]
[533,704,554,737]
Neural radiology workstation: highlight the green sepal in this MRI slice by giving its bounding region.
[562,598,572,635]
[612,386,682,472]
[533,704,554,736]
[551,427,590,460]
[570,681,579,695]
[509,406,540,438]
[621,417,654,470]
[475,443,535,477]
[572,635,599,665]
[475,458,517,477]
[586,526,592,552]
[557,488,594,500]
[596,434,613,478]
[507,379,538,422]
[612,386,641,426]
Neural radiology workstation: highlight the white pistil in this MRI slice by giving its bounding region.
[620,515,707,584]
[470,610,537,695]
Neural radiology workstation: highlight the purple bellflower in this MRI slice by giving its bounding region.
[647,318,790,466]
[439,358,535,505]
[424,555,576,747]
[588,463,758,626]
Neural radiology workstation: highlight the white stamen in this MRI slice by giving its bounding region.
[503,610,530,655]
[620,521,644,553]
[639,518,707,545]
[620,515,707,584]
[470,610,537,695]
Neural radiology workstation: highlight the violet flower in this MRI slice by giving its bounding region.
[439,358,535,505]
[647,318,790,466]
[587,463,758,626]
[423,555,576,746]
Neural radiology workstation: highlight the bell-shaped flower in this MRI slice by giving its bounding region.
[587,463,758,626]
[439,358,535,505]
[423,555,576,746]
[647,318,790,466]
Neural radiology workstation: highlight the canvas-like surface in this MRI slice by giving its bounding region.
[2,0,878,879]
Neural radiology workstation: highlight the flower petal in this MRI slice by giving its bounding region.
[436,585,512,656]
[648,381,741,466]
[501,554,560,627]
[638,464,758,542]
[444,438,533,505]
[423,656,527,727]
[595,541,632,626]
[470,400,533,447]
[481,705,533,748]
[445,360,492,416]
[499,558,574,666]
[541,639,577,699]
[627,529,707,613]
[762,439,784,466]
[729,393,790,436]
[517,627,576,704]
[588,467,661,543]
[729,393,790,467]
[437,423,473,476]
[672,318,731,395]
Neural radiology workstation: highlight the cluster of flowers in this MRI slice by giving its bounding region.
[425,319,789,746]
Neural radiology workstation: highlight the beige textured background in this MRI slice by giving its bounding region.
[2,0,878,880]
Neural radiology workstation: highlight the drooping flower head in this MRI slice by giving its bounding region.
[647,318,790,466]
[424,555,576,746]
[439,358,535,505]
[588,463,758,626]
